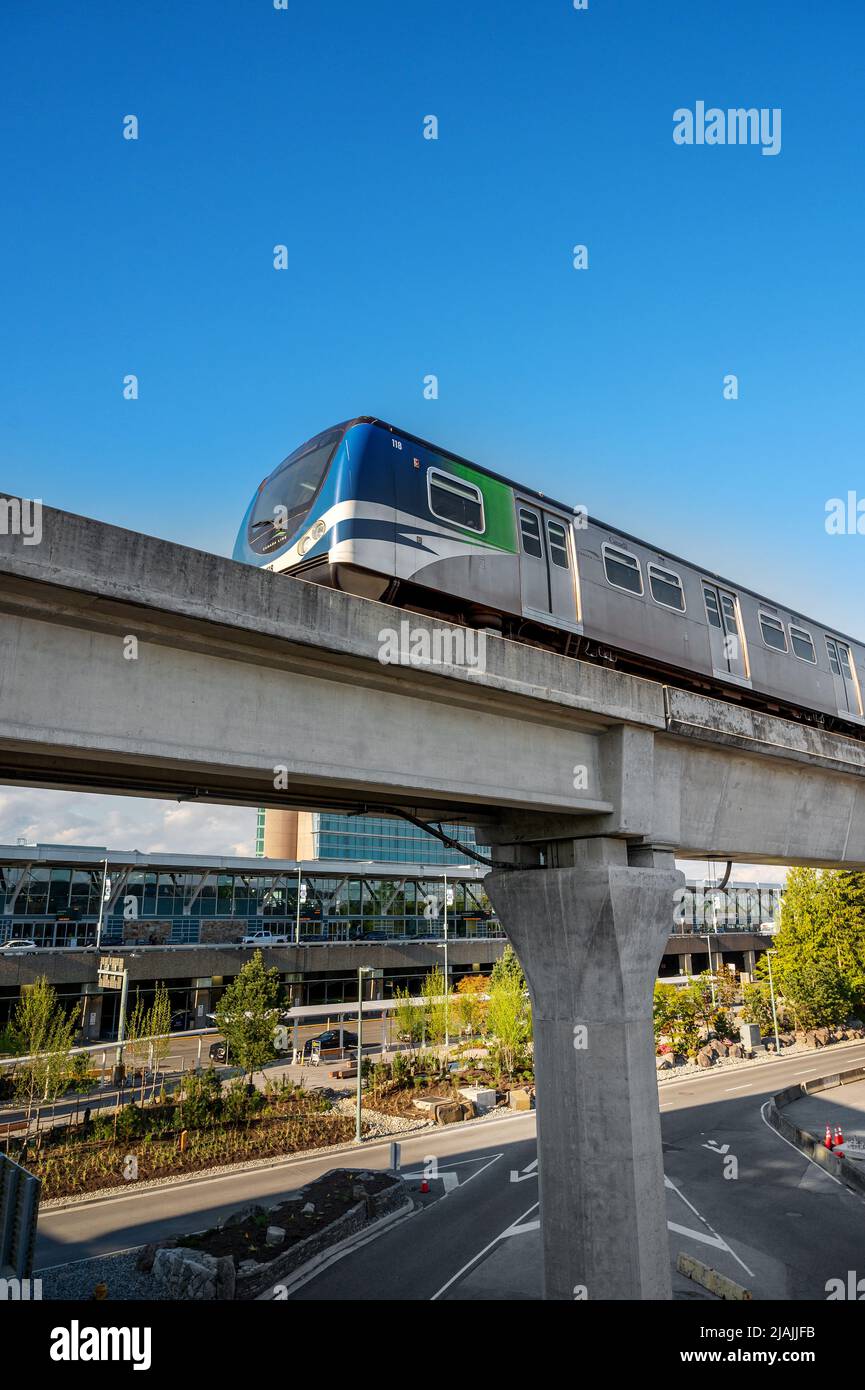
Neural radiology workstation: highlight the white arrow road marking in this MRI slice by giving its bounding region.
[509,1159,538,1183]
[403,1152,502,1195]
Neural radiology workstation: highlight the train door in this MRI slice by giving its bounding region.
[703,583,749,683]
[826,637,863,718]
[516,498,579,629]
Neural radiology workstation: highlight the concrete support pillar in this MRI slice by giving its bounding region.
[681,952,694,976]
[743,949,756,973]
[484,841,682,1301]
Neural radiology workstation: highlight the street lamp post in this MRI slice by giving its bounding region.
[295,865,304,946]
[443,873,449,1050]
[355,966,374,1144]
[95,857,109,952]
[766,949,781,1054]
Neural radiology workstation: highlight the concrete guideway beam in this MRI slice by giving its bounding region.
[484,840,683,1300]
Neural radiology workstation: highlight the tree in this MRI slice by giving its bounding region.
[491,944,524,988]
[422,966,451,1047]
[761,867,865,1029]
[11,976,80,1121]
[487,953,530,1078]
[393,986,425,1051]
[454,974,490,1038]
[147,983,173,1101]
[214,951,280,1087]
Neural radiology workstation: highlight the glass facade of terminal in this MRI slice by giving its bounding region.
[0,861,499,947]
[310,813,489,866]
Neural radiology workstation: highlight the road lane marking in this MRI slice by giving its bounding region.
[667,1221,728,1251]
[430,1200,540,1300]
[664,1173,754,1279]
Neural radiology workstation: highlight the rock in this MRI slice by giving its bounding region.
[136,1238,177,1273]
[696,1050,714,1068]
[850,1019,864,1030]
[728,1043,743,1059]
[238,1259,259,1274]
[265,1226,285,1247]
[302,1202,315,1215]
[433,1100,464,1125]
[151,1246,234,1301]
[656,1056,673,1070]
[815,1027,831,1046]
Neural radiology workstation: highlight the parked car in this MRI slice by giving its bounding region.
[170,1010,195,1032]
[241,930,289,946]
[0,939,38,953]
[209,1040,229,1063]
[301,1028,358,1057]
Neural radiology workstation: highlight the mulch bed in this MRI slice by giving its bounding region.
[182,1169,396,1262]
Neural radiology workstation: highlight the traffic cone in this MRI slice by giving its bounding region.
[824,1124,834,1150]
[835,1124,844,1150]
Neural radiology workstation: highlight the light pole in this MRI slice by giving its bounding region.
[766,949,781,1054]
[355,966,374,1143]
[443,873,450,1050]
[295,865,304,945]
[94,857,109,952]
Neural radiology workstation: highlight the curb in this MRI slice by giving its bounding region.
[765,1064,865,1197]
[255,1197,416,1299]
[676,1252,751,1301]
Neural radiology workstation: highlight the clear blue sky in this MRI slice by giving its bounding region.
[1,1,862,861]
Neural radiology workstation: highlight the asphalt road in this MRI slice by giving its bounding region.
[34,1041,865,1300]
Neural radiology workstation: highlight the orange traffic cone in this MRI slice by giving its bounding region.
[824,1124,834,1150]
[835,1125,844,1149]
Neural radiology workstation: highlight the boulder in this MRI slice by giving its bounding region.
[656,1056,673,1071]
[728,1043,743,1059]
[696,1050,714,1068]
[265,1226,285,1247]
[136,1238,177,1273]
[152,1246,235,1301]
[815,1027,831,1046]
[433,1100,465,1125]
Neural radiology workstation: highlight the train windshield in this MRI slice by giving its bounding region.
[248,426,342,555]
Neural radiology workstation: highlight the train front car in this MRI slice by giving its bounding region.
[232,419,395,601]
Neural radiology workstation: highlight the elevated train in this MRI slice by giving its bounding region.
[233,417,865,734]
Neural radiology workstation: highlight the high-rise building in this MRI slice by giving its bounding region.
[258,808,486,866]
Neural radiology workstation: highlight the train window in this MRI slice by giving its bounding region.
[519,509,544,558]
[759,612,788,653]
[720,595,740,637]
[838,643,854,678]
[826,638,842,675]
[546,520,570,569]
[602,545,643,596]
[648,563,685,612]
[427,470,485,533]
[789,625,817,663]
[703,588,722,628]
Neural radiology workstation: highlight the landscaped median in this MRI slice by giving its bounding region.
[139,1168,410,1300]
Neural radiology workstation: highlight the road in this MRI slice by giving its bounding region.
[35,1041,865,1300]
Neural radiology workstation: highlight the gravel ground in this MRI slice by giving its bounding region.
[39,1249,171,1302]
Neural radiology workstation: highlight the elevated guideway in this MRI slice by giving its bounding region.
[3,501,865,1299]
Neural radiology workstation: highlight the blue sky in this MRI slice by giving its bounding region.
[2,1,862,868]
